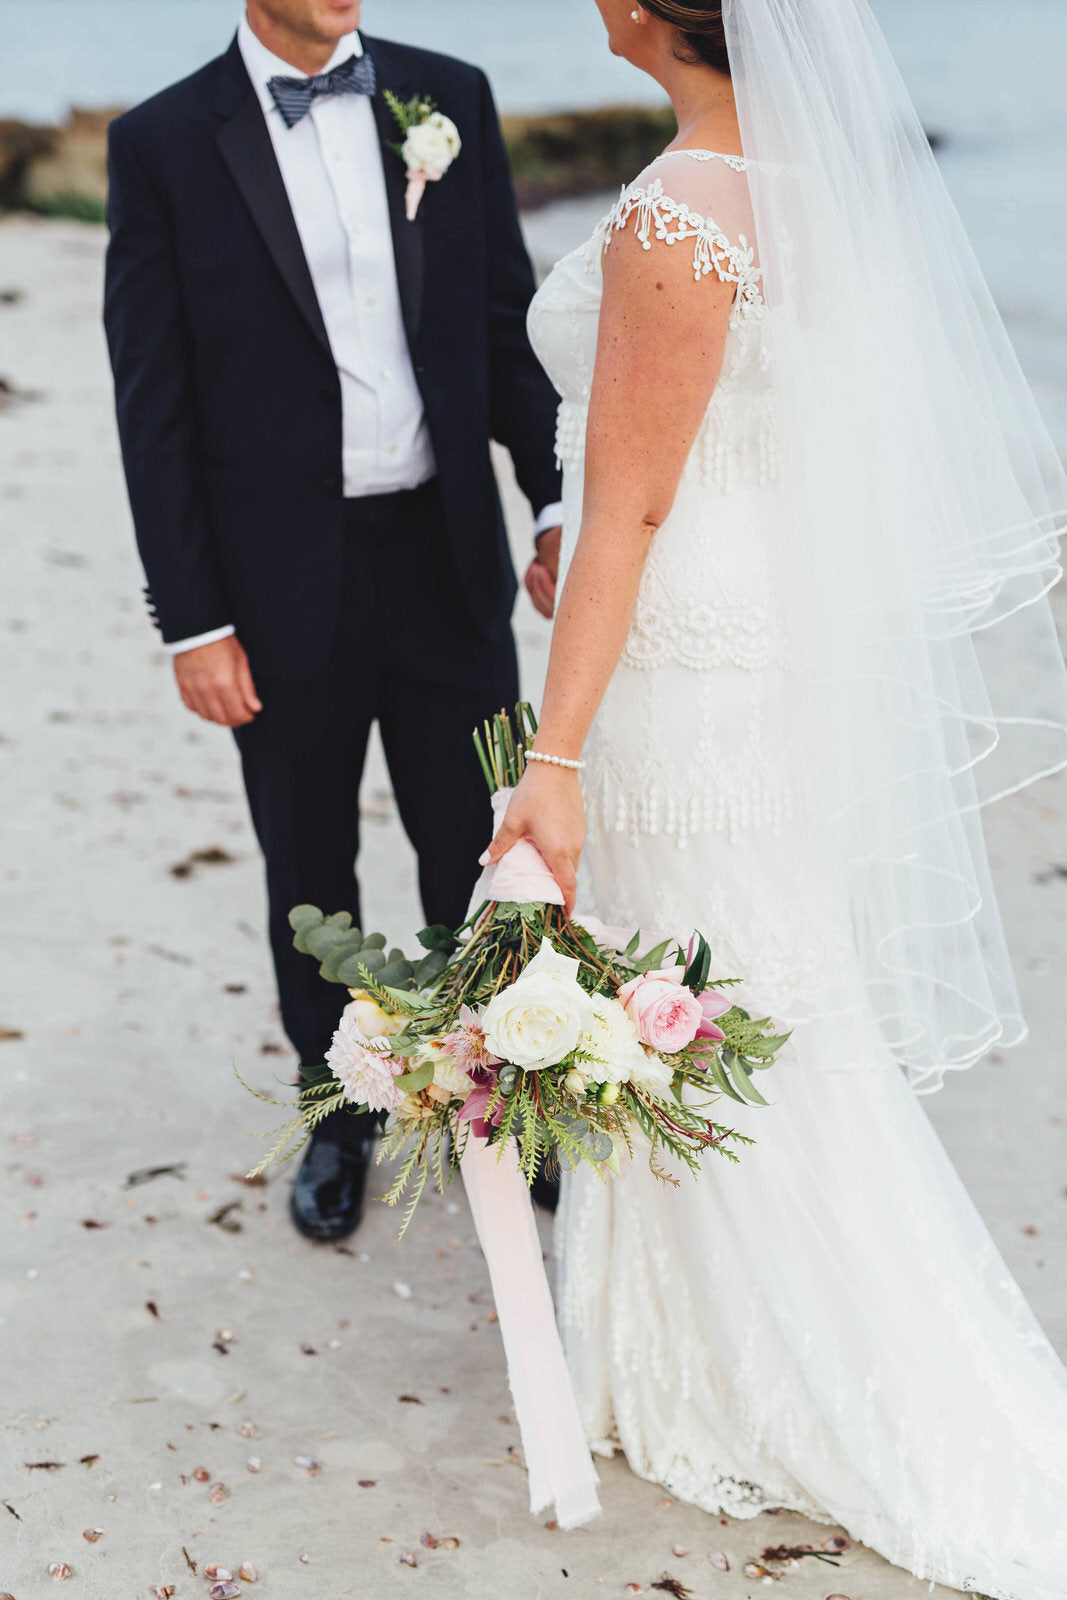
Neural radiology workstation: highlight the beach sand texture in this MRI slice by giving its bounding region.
[1,210,1065,1598]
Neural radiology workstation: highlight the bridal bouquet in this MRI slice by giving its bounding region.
[244,708,787,1233]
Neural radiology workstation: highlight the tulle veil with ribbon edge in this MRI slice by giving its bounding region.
[719,0,1067,1090]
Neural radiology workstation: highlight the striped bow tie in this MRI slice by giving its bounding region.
[267,52,378,129]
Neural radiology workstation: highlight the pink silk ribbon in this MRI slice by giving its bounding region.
[460,1133,602,1529]
[471,787,566,908]
[457,788,600,1528]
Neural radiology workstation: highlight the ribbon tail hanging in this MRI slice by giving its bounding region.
[461,1133,602,1530]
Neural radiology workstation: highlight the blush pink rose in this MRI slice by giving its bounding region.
[617,969,704,1053]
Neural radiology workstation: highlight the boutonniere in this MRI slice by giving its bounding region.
[385,90,462,222]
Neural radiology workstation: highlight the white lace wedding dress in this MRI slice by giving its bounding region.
[527,150,1067,1599]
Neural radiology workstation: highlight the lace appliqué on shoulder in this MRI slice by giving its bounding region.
[600,176,764,321]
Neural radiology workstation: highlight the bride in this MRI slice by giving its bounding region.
[487,0,1067,1594]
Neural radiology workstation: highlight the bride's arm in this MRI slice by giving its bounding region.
[487,217,737,909]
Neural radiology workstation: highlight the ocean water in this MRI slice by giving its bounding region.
[2,0,1065,442]
[0,0,1062,131]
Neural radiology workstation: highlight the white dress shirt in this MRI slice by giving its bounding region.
[169,19,561,655]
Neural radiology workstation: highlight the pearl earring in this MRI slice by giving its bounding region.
[631,8,641,17]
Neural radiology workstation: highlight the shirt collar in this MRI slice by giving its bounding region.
[238,14,364,117]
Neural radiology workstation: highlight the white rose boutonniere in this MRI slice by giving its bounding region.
[385,90,462,222]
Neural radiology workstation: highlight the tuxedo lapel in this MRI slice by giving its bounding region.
[369,57,425,347]
[212,46,331,356]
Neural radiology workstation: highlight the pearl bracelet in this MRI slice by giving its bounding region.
[525,749,585,771]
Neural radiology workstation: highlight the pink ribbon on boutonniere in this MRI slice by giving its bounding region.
[404,172,430,224]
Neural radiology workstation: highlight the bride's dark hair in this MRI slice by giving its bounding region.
[640,0,732,76]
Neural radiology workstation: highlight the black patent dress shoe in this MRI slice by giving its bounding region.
[530,1167,560,1214]
[289,1134,373,1242]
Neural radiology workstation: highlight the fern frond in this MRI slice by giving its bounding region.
[395,1167,429,1240]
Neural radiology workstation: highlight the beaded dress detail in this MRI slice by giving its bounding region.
[526,150,1067,1599]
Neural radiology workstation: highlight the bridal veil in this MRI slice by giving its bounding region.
[721,0,1067,1087]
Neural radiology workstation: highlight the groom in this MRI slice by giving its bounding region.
[104,0,563,1240]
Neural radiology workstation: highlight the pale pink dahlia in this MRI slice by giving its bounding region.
[326,1014,404,1114]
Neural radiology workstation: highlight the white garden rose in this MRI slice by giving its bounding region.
[627,1046,675,1100]
[523,937,583,985]
[482,944,593,1070]
[402,112,462,178]
[577,994,649,1086]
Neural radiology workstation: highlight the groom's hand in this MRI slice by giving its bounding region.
[173,635,262,728]
[524,524,561,619]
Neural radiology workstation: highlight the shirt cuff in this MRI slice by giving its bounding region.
[165,624,236,656]
[533,502,563,541]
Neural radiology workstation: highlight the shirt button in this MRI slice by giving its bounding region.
[380,368,391,380]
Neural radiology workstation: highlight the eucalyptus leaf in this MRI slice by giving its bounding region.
[378,961,415,988]
[362,932,387,951]
[415,948,449,985]
[417,924,459,953]
[586,1131,614,1163]
[325,911,353,930]
[319,938,367,984]
[355,950,387,977]
[288,904,325,932]
[304,923,356,961]
[335,950,384,986]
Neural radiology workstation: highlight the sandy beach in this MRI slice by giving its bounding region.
[1,207,1065,1600]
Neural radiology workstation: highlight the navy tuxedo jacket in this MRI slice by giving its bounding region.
[103,34,562,681]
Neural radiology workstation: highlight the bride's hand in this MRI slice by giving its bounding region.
[484,762,586,915]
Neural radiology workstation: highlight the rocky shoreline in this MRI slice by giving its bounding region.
[0,102,677,223]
